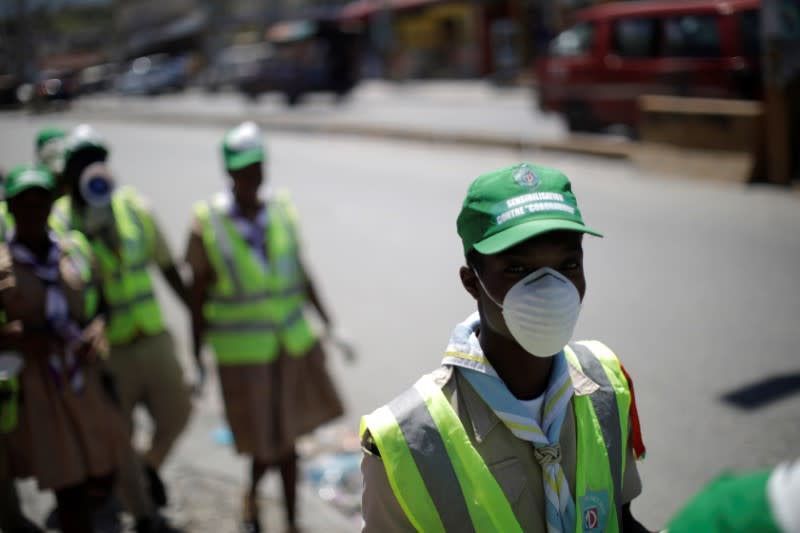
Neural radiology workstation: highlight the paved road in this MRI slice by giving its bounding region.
[72,81,570,143]
[0,113,798,531]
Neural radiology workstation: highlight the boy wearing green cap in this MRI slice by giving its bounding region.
[360,163,652,533]
[185,121,345,533]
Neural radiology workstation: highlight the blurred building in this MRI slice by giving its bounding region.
[116,0,206,60]
[0,0,113,78]
[1,0,662,84]
[340,0,584,80]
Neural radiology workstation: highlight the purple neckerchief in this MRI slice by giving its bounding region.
[227,193,269,267]
[9,231,84,392]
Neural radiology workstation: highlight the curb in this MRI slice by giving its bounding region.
[70,104,635,160]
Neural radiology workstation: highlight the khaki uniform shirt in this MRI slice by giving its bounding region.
[361,365,643,532]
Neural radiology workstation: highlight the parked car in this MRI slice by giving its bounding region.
[0,74,22,108]
[117,54,188,96]
[78,63,116,94]
[34,69,79,103]
[535,0,762,133]
[197,42,275,92]
[237,20,361,105]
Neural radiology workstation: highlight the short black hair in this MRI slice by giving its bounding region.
[64,147,107,185]
[465,230,584,272]
[465,249,484,272]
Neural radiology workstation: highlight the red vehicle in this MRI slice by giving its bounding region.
[536,0,762,133]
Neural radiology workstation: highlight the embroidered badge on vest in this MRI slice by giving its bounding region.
[579,489,609,532]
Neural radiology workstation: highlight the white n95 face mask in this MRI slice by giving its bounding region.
[479,267,581,357]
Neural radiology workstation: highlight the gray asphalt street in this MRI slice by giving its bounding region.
[0,110,798,531]
[72,81,569,143]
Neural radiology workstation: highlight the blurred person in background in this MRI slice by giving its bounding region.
[360,163,653,533]
[185,121,345,533]
[0,127,67,242]
[52,125,190,533]
[0,164,126,533]
[34,127,67,197]
[667,459,800,533]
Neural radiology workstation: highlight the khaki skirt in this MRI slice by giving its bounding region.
[5,356,127,491]
[218,342,344,463]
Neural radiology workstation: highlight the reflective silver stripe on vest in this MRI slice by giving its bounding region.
[208,284,305,305]
[50,204,70,231]
[109,290,156,313]
[123,193,146,244]
[207,306,303,334]
[569,342,623,529]
[109,260,150,282]
[387,385,477,533]
[208,203,245,296]
[208,320,276,333]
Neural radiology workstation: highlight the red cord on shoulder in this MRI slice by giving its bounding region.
[620,363,646,460]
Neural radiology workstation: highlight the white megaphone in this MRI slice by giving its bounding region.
[79,162,115,208]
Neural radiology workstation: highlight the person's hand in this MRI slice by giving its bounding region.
[192,362,206,398]
[327,327,357,364]
[76,319,108,364]
[75,340,96,364]
[0,321,24,351]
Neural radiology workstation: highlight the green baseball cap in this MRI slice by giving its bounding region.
[35,127,66,151]
[4,165,54,199]
[457,162,602,255]
[35,127,67,174]
[222,121,265,171]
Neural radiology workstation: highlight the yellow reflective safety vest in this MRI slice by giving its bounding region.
[194,190,316,365]
[59,229,101,319]
[0,202,11,242]
[360,341,632,533]
[51,187,164,345]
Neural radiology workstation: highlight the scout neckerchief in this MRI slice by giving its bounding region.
[442,312,576,533]
[9,231,84,392]
[226,192,269,268]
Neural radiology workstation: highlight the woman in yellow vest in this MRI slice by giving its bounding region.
[0,165,127,533]
[360,163,654,533]
[185,121,344,533]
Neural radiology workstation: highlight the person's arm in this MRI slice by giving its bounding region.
[361,431,417,533]
[279,192,334,330]
[184,222,211,390]
[619,363,655,533]
[161,263,188,308]
[0,320,23,352]
[300,259,332,328]
[189,266,209,388]
[622,503,653,533]
[142,202,189,308]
